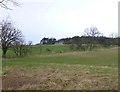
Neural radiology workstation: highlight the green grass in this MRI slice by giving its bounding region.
[3,46,118,77]
[2,47,118,90]
[3,47,118,66]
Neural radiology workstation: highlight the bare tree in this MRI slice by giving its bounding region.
[0,0,20,9]
[0,19,23,57]
[109,32,118,38]
[84,26,101,50]
[84,27,101,37]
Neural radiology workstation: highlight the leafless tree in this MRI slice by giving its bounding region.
[84,26,101,50]
[0,19,23,57]
[109,32,118,38]
[84,26,101,37]
[0,0,20,9]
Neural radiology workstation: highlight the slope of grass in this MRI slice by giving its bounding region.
[3,47,118,66]
[2,47,118,90]
[5,44,110,57]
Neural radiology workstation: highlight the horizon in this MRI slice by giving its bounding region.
[0,0,118,44]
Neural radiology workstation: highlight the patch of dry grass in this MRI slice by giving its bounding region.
[2,63,118,90]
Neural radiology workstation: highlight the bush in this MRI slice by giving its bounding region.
[12,44,31,57]
[46,48,52,53]
[76,44,81,50]
[69,44,74,50]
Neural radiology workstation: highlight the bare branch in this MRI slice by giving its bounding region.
[0,0,20,10]
[0,1,12,10]
[0,0,5,3]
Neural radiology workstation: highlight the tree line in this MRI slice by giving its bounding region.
[40,27,119,49]
[57,36,118,46]
[39,26,119,52]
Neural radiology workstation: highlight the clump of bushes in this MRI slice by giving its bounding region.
[12,44,32,57]
[69,44,97,51]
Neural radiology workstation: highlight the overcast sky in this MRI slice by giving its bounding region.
[0,0,119,44]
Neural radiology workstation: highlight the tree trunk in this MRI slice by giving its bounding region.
[2,48,7,58]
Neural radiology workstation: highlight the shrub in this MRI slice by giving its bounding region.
[46,48,52,53]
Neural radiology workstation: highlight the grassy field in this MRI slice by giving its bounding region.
[6,45,71,57]
[5,44,104,57]
[2,46,118,90]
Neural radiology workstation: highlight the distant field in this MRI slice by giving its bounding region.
[5,44,106,57]
[2,47,118,90]
[6,45,70,57]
